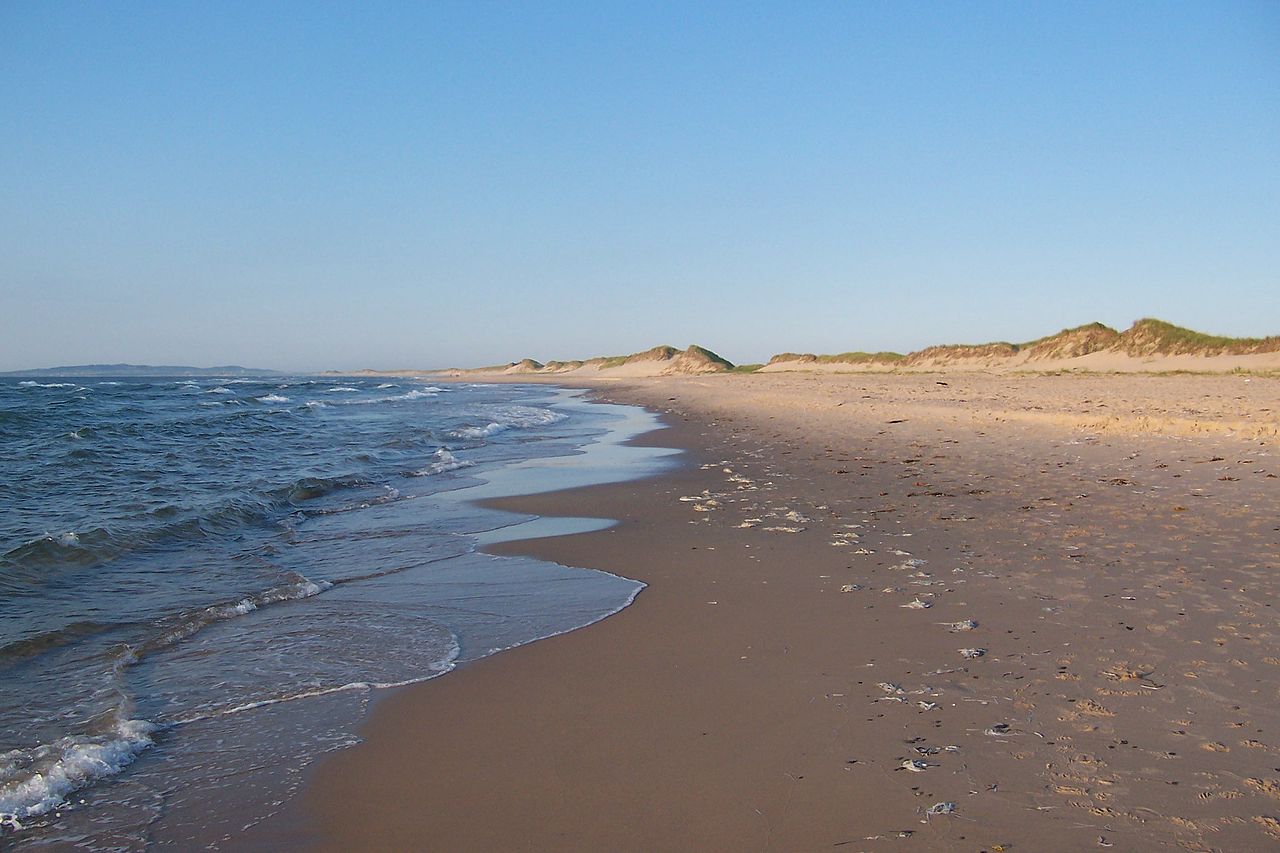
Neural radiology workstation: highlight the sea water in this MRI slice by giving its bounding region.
[0,377,676,848]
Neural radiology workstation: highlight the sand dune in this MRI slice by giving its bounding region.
[440,344,734,378]
[763,319,1280,374]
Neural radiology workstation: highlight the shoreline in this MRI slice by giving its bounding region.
[244,372,1280,851]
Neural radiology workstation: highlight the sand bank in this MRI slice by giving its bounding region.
[245,372,1280,851]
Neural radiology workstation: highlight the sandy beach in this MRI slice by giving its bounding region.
[245,372,1280,851]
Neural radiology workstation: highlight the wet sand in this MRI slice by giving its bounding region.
[247,373,1280,851]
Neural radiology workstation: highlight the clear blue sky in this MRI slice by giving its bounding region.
[2,2,1277,370]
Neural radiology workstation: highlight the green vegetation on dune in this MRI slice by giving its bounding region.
[1121,318,1280,355]
[767,351,903,365]
[765,318,1278,368]
[1019,322,1119,347]
[685,344,734,369]
[818,351,904,364]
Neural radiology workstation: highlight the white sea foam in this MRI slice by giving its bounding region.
[304,400,328,409]
[376,383,396,389]
[0,718,157,825]
[325,387,359,393]
[449,405,565,439]
[453,422,506,439]
[18,381,75,388]
[150,577,334,659]
[258,394,290,404]
[412,449,474,477]
[205,387,233,395]
[329,387,440,406]
[57,532,80,547]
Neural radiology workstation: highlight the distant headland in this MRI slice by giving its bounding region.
[1,364,281,378]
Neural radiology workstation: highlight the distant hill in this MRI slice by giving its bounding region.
[444,344,734,377]
[763,319,1280,374]
[1,363,281,378]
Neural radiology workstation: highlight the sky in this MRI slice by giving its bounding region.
[2,2,1277,371]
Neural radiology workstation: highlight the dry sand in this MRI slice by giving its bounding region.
[243,372,1280,851]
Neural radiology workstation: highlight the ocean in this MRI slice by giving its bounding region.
[0,376,676,848]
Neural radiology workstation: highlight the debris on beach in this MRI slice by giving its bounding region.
[877,682,904,694]
[984,723,1013,736]
[762,525,805,533]
[917,701,939,711]
[902,598,933,609]
[924,801,956,817]
[959,648,987,659]
[839,583,862,593]
[900,759,929,772]
[940,619,978,632]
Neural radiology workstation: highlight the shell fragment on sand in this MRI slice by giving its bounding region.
[900,759,929,772]
[959,648,987,659]
[925,802,957,816]
[901,598,933,609]
[940,619,978,632]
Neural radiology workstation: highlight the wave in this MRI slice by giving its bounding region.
[2,528,118,573]
[1,476,367,580]
[0,716,156,828]
[411,448,474,477]
[0,572,332,826]
[0,621,119,669]
[17,382,76,389]
[375,383,397,389]
[285,474,365,502]
[325,387,359,393]
[171,652,459,726]
[133,573,333,659]
[257,394,289,404]
[204,387,234,395]
[449,405,566,439]
[327,388,441,406]
[451,422,505,439]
